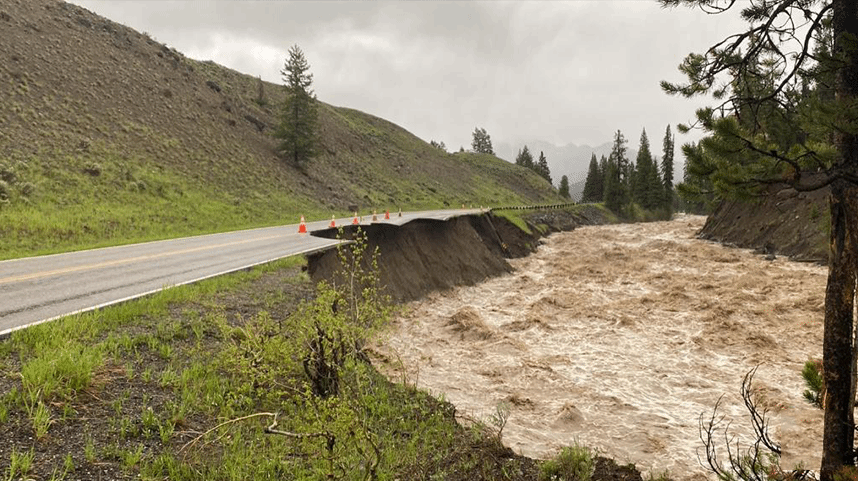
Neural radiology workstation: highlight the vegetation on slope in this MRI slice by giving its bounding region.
[0,0,560,259]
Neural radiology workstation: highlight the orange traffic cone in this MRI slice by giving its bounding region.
[329,215,336,228]
[384,210,390,220]
[298,215,307,234]
[352,212,360,225]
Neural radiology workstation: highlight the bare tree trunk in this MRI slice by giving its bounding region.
[821,182,858,480]
[821,3,858,479]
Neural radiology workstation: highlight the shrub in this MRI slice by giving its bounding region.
[539,445,595,481]
[83,162,101,176]
[19,181,35,197]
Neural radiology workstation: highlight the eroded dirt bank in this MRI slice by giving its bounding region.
[700,185,828,262]
[378,215,825,479]
[308,208,606,302]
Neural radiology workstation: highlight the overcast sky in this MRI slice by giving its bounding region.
[69,1,747,157]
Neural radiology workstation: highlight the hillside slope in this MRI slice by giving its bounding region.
[0,0,560,259]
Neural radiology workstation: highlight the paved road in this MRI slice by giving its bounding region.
[0,208,484,336]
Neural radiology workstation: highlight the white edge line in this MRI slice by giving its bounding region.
[0,240,348,339]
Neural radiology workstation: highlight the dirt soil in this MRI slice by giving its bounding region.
[378,215,825,479]
[699,185,828,263]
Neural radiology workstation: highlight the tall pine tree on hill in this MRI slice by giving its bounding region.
[515,145,534,169]
[276,45,318,166]
[536,151,552,184]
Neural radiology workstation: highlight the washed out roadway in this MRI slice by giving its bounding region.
[0,208,483,335]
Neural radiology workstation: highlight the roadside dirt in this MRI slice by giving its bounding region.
[308,209,605,303]
[377,215,825,479]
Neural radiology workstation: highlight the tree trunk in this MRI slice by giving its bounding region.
[821,181,858,480]
[821,3,858,478]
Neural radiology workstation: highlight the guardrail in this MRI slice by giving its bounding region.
[490,202,578,211]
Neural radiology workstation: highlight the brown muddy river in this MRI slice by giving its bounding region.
[379,215,825,479]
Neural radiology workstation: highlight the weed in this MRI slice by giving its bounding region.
[84,437,96,463]
[6,448,35,480]
[490,401,511,443]
[159,419,175,444]
[122,445,145,470]
[31,401,52,439]
[141,406,158,436]
[645,469,672,481]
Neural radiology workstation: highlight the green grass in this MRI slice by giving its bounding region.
[0,249,540,480]
[495,210,533,234]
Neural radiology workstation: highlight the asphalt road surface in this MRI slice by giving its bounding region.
[0,208,484,336]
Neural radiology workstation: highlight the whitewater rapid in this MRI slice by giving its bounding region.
[378,215,824,479]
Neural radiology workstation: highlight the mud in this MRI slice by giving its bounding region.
[378,215,825,479]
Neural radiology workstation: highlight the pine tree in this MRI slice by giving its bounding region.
[598,155,607,201]
[430,140,447,152]
[581,153,602,202]
[632,129,653,207]
[633,129,663,211]
[276,45,318,166]
[536,151,552,183]
[661,124,675,211]
[515,145,534,169]
[603,156,623,214]
[662,1,858,475]
[471,127,494,155]
[558,175,571,199]
[605,130,629,212]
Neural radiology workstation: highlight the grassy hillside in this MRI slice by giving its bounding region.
[0,0,560,260]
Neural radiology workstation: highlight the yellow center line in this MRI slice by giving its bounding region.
[0,233,287,285]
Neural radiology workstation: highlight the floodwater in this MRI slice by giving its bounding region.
[379,215,825,479]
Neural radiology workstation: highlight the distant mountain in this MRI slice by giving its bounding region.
[495,140,639,189]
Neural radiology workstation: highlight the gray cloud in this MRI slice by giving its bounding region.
[70,0,746,169]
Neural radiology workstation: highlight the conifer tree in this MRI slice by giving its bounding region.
[603,156,623,214]
[276,45,318,166]
[581,153,602,202]
[661,125,675,211]
[515,145,534,169]
[598,154,608,200]
[536,151,552,183]
[471,127,494,154]
[605,130,629,212]
[558,175,571,199]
